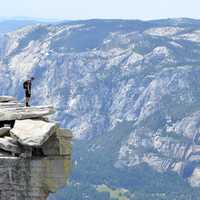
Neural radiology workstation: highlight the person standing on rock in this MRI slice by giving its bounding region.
[23,77,35,107]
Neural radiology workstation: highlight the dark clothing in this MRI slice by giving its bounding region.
[23,80,32,91]
[23,80,32,97]
[25,89,31,98]
[23,79,34,107]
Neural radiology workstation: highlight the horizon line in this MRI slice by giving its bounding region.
[0,16,200,22]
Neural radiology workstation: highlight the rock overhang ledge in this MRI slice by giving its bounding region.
[0,95,73,155]
[0,95,72,199]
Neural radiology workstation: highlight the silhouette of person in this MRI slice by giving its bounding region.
[23,77,35,107]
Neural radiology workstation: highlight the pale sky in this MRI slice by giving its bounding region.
[0,0,199,21]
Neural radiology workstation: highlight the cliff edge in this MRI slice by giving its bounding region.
[0,96,72,200]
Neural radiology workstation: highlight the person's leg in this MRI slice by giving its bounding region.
[25,90,31,107]
[27,97,30,107]
[25,97,27,106]
[25,97,30,107]
[25,90,28,106]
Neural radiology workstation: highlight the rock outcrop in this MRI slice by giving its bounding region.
[0,96,72,200]
[0,127,10,136]
[0,105,54,121]
[0,96,16,102]
[11,119,58,146]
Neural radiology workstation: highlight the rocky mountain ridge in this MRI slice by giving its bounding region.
[1,19,200,192]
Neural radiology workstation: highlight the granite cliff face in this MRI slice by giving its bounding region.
[0,96,72,200]
[1,19,200,192]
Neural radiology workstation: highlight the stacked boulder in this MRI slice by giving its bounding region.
[0,96,72,200]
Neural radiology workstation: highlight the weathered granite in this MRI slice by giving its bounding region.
[4,136,18,144]
[0,149,12,157]
[0,127,10,137]
[0,96,73,200]
[0,96,16,102]
[0,102,22,108]
[42,129,72,156]
[0,137,21,154]
[0,155,71,200]
[0,106,55,121]
[10,119,57,147]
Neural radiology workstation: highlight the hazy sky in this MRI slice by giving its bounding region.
[0,0,199,20]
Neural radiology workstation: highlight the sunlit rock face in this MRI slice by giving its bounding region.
[0,96,72,200]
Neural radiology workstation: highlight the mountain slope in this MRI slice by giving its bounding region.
[1,19,200,198]
[0,19,51,62]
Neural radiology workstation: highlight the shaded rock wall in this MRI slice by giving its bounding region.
[0,155,71,200]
